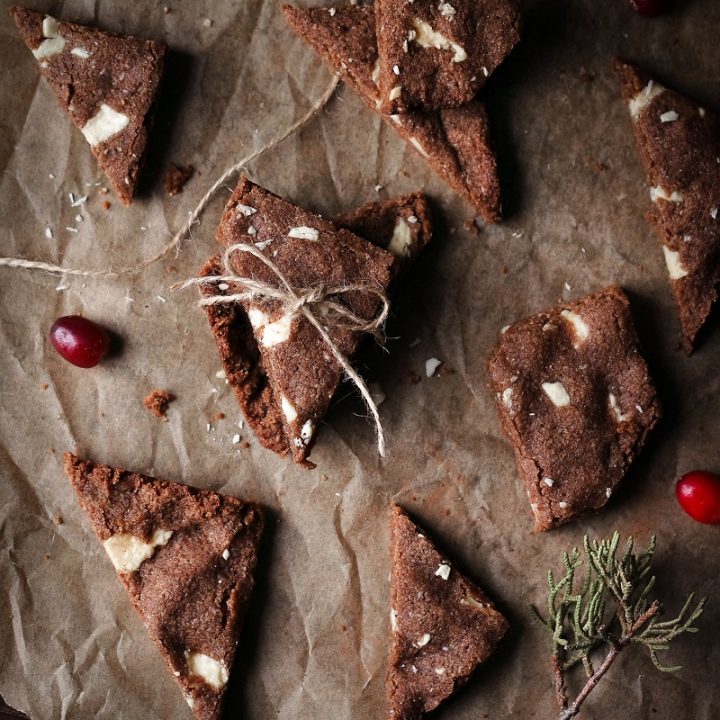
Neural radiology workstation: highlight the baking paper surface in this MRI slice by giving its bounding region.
[1,0,720,719]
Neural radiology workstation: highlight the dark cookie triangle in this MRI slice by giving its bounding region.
[201,192,432,463]
[375,0,521,113]
[213,177,396,467]
[10,7,165,205]
[282,4,502,223]
[64,453,264,720]
[616,59,720,353]
[387,505,508,720]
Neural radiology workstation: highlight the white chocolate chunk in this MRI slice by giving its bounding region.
[387,217,413,257]
[300,419,314,442]
[261,313,294,347]
[438,2,456,19]
[389,85,402,101]
[390,608,398,632]
[435,563,451,580]
[425,357,442,377]
[608,393,629,422]
[248,307,269,330]
[42,15,61,37]
[415,633,431,648]
[543,477,555,487]
[542,382,570,407]
[662,246,688,280]
[281,395,298,423]
[629,80,666,120]
[650,186,683,203]
[560,310,589,346]
[71,47,91,59]
[660,110,678,123]
[33,16,66,58]
[501,387,513,410]
[103,528,173,573]
[80,104,130,146]
[186,652,229,690]
[409,137,428,157]
[411,18,467,62]
[287,226,319,241]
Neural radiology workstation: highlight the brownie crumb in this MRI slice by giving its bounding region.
[102,200,111,210]
[40,383,49,390]
[54,514,64,525]
[214,411,226,422]
[143,389,175,419]
[163,163,194,196]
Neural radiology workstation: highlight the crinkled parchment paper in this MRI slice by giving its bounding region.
[1,0,720,718]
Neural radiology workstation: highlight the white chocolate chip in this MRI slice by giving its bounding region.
[650,186,683,203]
[388,217,413,257]
[281,395,298,423]
[501,387,513,410]
[71,47,91,59]
[660,110,678,123]
[542,382,571,407]
[393,64,400,75]
[287,226,319,241]
[560,310,590,346]
[261,313,294,347]
[629,80,666,120]
[411,18,467,62]
[425,358,442,377]
[608,393,629,422]
[186,652,228,690]
[435,563,451,580]
[662,246,688,280]
[236,203,256,216]
[103,529,173,573]
[415,633,431,648]
[80,104,130,146]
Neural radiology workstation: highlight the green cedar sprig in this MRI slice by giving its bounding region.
[531,532,705,719]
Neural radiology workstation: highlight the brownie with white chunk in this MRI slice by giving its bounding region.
[64,453,264,720]
[487,287,661,532]
[616,59,720,353]
[375,0,521,114]
[210,177,397,467]
[387,505,508,720]
[200,192,431,464]
[10,7,165,205]
[282,4,502,222]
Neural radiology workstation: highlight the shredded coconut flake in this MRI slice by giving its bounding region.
[660,110,679,123]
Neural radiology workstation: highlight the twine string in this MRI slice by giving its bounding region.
[172,242,388,456]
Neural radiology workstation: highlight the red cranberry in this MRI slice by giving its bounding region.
[629,0,669,17]
[676,471,720,524]
[49,315,110,368]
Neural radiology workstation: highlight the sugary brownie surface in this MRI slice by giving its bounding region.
[282,4,501,222]
[202,193,431,462]
[10,6,165,205]
[65,453,264,720]
[487,287,661,532]
[387,505,508,720]
[616,59,720,353]
[374,0,521,113]
[214,177,395,466]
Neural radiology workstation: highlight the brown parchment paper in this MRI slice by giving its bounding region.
[1,1,720,719]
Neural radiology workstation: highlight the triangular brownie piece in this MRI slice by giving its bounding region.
[282,4,502,222]
[64,453,264,720]
[616,59,720,353]
[388,505,508,720]
[212,177,396,467]
[10,7,165,205]
[375,0,521,113]
[200,192,432,462]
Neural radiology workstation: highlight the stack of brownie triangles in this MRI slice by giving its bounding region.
[283,0,521,222]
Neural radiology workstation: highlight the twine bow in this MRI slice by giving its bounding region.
[172,242,390,456]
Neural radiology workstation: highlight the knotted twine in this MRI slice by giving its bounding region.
[172,241,390,456]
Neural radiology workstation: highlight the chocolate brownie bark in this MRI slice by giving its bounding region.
[616,60,720,353]
[212,177,396,467]
[282,4,502,222]
[375,0,521,113]
[201,192,431,462]
[487,287,661,532]
[387,505,508,720]
[10,7,165,206]
[64,453,264,720]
